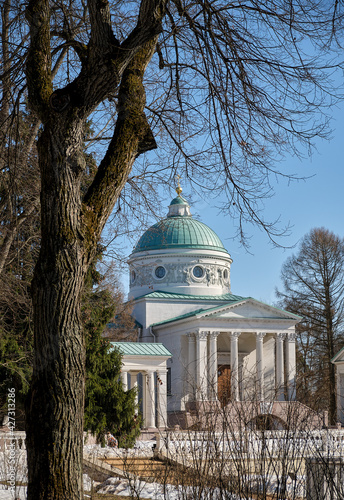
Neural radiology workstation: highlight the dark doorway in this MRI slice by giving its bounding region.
[218,364,231,406]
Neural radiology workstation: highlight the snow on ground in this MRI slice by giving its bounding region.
[87,476,245,499]
[83,474,305,499]
[84,438,156,459]
[0,447,27,500]
[0,438,307,499]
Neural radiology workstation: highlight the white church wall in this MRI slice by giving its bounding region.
[145,300,204,327]
[336,364,344,424]
[157,330,188,413]
[240,336,275,402]
[241,350,257,400]
[263,336,276,401]
[128,249,232,299]
[130,300,147,329]
[132,297,225,332]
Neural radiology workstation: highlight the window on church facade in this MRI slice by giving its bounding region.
[155,266,166,279]
[193,265,204,278]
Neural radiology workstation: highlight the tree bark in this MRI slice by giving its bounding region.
[26,119,88,499]
[325,280,337,425]
[25,1,164,493]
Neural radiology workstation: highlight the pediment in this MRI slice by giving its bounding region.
[151,297,301,331]
[332,347,344,364]
[198,298,300,322]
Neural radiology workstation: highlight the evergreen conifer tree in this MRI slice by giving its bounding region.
[83,261,141,447]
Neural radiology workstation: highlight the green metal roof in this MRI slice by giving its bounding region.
[149,296,301,327]
[135,291,247,302]
[131,194,228,255]
[151,308,208,326]
[132,217,227,254]
[170,195,187,206]
[150,297,298,327]
[150,299,247,327]
[110,342,172,357]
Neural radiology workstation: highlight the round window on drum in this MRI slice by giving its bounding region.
[193,265,204,278]
[131,270,136,283]
[223,269,229,280]
[155,266,166,279]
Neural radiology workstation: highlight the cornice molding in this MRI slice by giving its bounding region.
[128,251,233,264]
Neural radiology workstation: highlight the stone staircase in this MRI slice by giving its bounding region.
[103,456,166,480]
[101,455,187,484]
[83,452,177,482]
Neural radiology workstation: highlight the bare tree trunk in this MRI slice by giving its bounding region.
[25,35,160,496]
[23,0,166,495]
[0,203,38,275]
[26,122,88,499]
[325,271,337,425]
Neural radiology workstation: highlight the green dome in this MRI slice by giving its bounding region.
[132,216,227,254]
[170,195,187,206]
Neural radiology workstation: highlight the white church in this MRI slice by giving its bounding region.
[112,187,327,430]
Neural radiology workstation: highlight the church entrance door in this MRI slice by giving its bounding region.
[218,364,231,406]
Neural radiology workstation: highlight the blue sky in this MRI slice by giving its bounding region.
[118,100,344,305]
[194,102,344,305]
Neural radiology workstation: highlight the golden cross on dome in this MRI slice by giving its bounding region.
[175,174,182,195]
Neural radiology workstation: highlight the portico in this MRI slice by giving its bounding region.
[110,342,172,429]
[150,297,300,412]
[183,328,297,404]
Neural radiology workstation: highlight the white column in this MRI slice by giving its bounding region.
[256,332,266,401]
[195,330,208,401]
[276,333,286,401]
[208,331,220,401]
[142,372,148,425]
[187,333,196,401]
[156,369,168,429]
[121,370,128,391]
[230,332,241,402]
[130,372,139,408]
[146,371,155,428]
[285,332,297,400]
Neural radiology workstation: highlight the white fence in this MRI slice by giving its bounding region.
[158,429,344,461]
[0,430,97,452]
[3,429,344,458]
[0,431,26,451]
